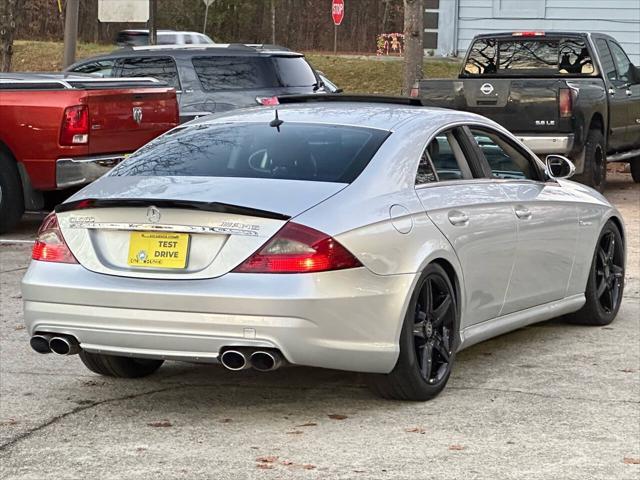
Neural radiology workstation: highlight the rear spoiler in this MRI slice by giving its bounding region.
[55,198,291,221]
[276,94,427,107]
[0,77,168,91]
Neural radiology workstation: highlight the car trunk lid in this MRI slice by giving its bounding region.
[56,176,346,279]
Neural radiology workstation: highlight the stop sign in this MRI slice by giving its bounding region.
[331,0,345,26]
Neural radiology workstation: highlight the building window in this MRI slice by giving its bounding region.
[492,0,546,19]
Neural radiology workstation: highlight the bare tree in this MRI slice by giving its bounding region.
[0,0,22,72]
[402,0,423,95]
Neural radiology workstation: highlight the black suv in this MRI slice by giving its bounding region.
[66,45,338,122]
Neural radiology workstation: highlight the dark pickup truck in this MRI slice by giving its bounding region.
[413,31,640,190]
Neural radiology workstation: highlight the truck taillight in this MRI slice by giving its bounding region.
[256,96,280,106]
[512,31,545,37]
[233,222,361,274]
[409,83,419,97]
[559,88,573,118]
[60,105,89,145]
[32,212,77,264]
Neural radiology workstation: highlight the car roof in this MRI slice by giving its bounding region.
[187,101,487,133]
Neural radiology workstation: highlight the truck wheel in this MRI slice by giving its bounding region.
[574,129,606,192]
[630,159,640,183]
[0,151,25,233]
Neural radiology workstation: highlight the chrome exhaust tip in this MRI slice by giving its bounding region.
[49,336,80,356]
[220,350,250,371]
[30,334,53,354]
[250,350,283,372]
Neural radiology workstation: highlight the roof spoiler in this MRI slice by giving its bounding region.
[276,94,426,107]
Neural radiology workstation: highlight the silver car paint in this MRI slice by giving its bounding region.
[22,103,624,373]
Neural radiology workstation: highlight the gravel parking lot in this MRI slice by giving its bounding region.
[1,172,638,480]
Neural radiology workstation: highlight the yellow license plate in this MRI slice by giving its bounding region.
[127,232,190,269]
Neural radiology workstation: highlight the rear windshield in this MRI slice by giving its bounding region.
[192,55,317,90]
[463,38,595,76]
[111,122,389,183]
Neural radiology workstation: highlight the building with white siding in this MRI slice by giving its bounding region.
[424,0,640,64]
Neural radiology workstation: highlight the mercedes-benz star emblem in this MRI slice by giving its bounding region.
[132,107,143,125]
[146,206,161,224]
[480,83,494,95]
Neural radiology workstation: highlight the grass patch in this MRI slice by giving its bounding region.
[11,40,460,94]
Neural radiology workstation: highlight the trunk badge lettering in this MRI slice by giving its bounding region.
[147,206,161,223]
[480,83,494,95]
[133,107,143,125]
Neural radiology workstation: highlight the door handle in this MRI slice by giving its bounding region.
[448,210,469,226]
[608,87,615,96]
[626,89,632,96]
[514,205,532,220]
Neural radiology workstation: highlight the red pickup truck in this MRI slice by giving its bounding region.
[0,74,179,232]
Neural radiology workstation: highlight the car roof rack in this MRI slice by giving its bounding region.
[0,75,165,90]
[276,94,426,106]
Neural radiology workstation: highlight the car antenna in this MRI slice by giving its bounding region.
[269,109,284,132]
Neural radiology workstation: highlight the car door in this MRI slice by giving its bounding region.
[594,38,630,152]
[414,127,518,327]
[608,40,640,148]
[467,127,579,315]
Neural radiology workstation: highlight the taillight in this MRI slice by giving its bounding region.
[60,105,89,145]
[409,83,419,97]
[256,96,280,106]
[559,88,573,118]
[32,212,77,264]
[233,222,361,274]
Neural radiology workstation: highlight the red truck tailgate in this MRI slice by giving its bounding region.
[86,87,178,155]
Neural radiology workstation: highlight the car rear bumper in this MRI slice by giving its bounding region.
[515,134,574,155]
[21,262,415,373]
[56,154,128,189]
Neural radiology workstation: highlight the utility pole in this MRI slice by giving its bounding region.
[62,0,80,68]
[149,0,157,45]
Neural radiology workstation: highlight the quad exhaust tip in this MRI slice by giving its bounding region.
[219,348,284,372]
[30,334,80,356]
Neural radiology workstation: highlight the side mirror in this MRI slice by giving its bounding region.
[545,155,575,180]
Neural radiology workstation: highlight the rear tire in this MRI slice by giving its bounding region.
[565,220,624,326]
[630,159,640,183]
[79,351,164,378]
[574,129,606,192]
[0,150,25,233]
[367,263,459,401]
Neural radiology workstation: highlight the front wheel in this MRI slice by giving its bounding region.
[565,220,624,326]
[79,351,164,378]
[367,263,459,401]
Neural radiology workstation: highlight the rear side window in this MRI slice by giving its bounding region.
[118,56,180,89]
[609,42,633,83]
[111,123,389,183]
[193,56,275,90]
[464,38,594,76]
[595,39,618,82]
[192,55,316,90]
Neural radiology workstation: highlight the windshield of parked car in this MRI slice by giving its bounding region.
[192,55,317,90]
[463,37,595,76]
[110,122,389,183]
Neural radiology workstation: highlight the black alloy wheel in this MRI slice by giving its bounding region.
[367,263,458,401]
[412,275,455,385]
[594,230,624,314]
[565,220,624,326]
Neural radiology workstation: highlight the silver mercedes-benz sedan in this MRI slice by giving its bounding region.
[22,97,626,400]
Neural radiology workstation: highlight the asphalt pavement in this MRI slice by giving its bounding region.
[1,173,638,480]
